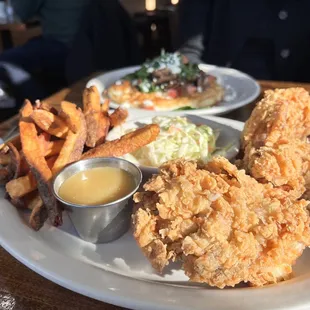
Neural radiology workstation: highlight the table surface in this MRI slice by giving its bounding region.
[0,78,309,309]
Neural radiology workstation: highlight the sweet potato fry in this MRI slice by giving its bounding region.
[109,108,128,127]
[20,100,62,228]
[10,191,44,219]
[19,154,30,175]
[0,153,10,166]
[29,200,47,231]
[6,142,22,179]
[0,168,9,184]
[44,140,65,157]
[10,197,26,209]
[59,101,79,133]
[26,191,43,210]
[38,132,51,156]
[52,102,87,174]
[31,109,68,138]
[35,100,58,115]
[82,124,160,159]
[101,99,110,114]
[83,86,101,114]
[6,172,37,199]
[6,155,58,199]
[83,86,108,147]
[96,113,110,146]
[0,135,21,152]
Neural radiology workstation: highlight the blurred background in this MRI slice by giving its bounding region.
[0,0,310,121]
[0,0,180,121]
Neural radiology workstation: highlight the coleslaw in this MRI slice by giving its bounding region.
[123,116,219,167]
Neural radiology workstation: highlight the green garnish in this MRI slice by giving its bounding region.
[122,51,202,94]
[174,106,196,111]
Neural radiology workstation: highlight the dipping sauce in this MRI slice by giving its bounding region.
[58,167,136,205]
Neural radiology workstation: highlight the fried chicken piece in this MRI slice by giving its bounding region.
[133,157,310,288]
[240,140,310,200]
[242,88,310,150]
[239,88,310,199]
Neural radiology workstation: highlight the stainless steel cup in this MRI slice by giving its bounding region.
[52,157,142,244]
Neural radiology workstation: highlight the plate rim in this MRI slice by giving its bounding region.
[1,116,310,310]
[86,64,261,116]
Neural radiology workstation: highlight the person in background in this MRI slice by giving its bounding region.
[0,0,89,107]
[177,0,310,82]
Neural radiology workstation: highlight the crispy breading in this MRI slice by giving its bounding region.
[19,100,62,227]
[31,109,68,138]
[242,88,310,150]
[82,124,160,159]
[239,88,310,200]
[133,157,310,288]
[52,102,86,174]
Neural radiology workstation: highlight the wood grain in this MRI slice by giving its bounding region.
[0,78,309,309]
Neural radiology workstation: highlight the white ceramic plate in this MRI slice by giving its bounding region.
[1,117,310,310]
[86,65,260,117]
[106,114,240,176]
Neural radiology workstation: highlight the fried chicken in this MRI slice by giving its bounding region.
[132,157,310,288]
[239,88,310,199]
[242,88,310,150]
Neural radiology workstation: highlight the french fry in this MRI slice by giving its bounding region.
[83,86,108,147]
[109,108,128,127]
[20,100,62,228]
[31,109,68,138]
[37,132,65,157]
[52,102,87,175]
[44,140,65,157]
[82,124,160,159]
[6,155,58,199]
[38,132,51,156]
[35,100,58,115]
[29,200,47,231]
[0,135,21,152]
[59,101,79,133]
[26,191,43,210]
[6,142,22,179]
[6,172,37,199]
[0,153,10,165]
[96,113,110,146]
[10,191,43,211]
[101,99,110,114]
[0,168,9,184]
[83,86,101,114]
[19,154,30,175]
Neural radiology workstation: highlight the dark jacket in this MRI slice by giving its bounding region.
[178,0,310,82]
[66,0,141,84]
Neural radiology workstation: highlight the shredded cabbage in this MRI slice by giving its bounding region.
[123,116,219,167]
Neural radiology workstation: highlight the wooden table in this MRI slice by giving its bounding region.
[0,78,309,309]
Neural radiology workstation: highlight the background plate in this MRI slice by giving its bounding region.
[86,65,260,117]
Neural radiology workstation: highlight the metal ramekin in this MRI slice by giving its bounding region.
[52,157,142,244]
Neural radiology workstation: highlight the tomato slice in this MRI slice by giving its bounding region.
[167,88,179,99]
